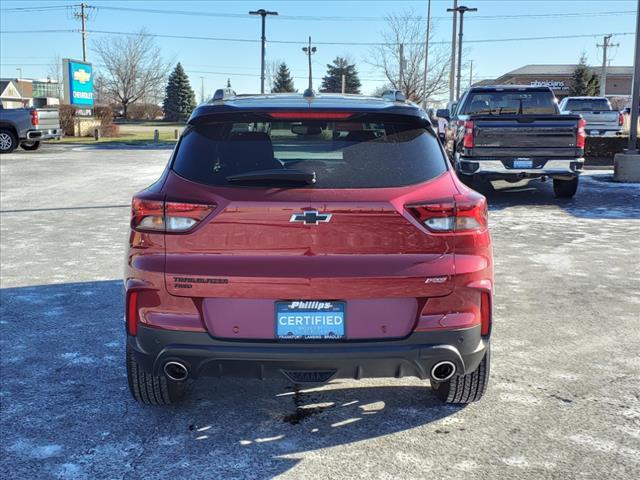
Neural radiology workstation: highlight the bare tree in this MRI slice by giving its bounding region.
[47,54,63,100]
[92,30,171,118]
[368,11,451,104]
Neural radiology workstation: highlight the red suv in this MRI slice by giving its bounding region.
[125,91,493,406]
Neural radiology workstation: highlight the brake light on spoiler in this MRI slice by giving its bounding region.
[406,191,488,233]
[131,198,215,233]
[268,111,354,120]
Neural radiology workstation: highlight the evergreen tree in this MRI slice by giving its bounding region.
[320,57,361,94]
[163,63,196,121]
[271,63,296,93]
[569,55,600,96]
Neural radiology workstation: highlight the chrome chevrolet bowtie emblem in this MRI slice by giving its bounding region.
[289,211,332,225]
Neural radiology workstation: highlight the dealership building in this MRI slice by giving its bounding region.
[476,64,633,104]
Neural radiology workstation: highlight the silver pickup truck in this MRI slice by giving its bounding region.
[0,105,62,153]
[558,96,623,137]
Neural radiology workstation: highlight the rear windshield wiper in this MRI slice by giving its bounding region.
[226,168,316,185]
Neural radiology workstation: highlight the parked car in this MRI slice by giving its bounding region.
[0,104,62,153]
[558,96,623,137]
[125,90,493,406]
[437,85,585,198]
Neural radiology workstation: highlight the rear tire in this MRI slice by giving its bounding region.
[20,141,41,151]
[126,344,185,405]
[553,177,579,198]
[0,129,18,154]
[432,348,490,404]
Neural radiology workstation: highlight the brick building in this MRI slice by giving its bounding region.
[476,64,633,105]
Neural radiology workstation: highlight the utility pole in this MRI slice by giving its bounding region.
[341,74,346,94]
[399,43,405,90]
[249,9,278,94]
[16,67,22,99]
[627,2,640,154]
[613,0,639,181]
[74,3,91,62]
[200,76,204,103]
[449,0,458,102]
[302,36,317,93]
[448,4,477,100]
[421,0,432,109]
[597,34,619,97]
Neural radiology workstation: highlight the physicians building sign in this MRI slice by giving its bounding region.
[62,59,94,116]
[529,80,569,91]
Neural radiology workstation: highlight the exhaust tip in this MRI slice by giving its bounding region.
[430,361,456,382]
[164,361,188,381]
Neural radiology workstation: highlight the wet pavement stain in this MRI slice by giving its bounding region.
[283,385,335,425]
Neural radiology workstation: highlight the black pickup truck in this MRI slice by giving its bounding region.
[437,85,585,198]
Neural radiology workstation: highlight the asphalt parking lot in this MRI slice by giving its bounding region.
[1,143,639,480]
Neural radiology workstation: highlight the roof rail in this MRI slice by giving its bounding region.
[210,87,237,102]
[381,90,406,102]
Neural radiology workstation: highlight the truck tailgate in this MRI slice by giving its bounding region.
[471,115,580,158]
[579,111,619,130]
[35,108,60,131]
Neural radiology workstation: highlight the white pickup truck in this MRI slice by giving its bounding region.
[558,96,623,137]
[0,104,62,153]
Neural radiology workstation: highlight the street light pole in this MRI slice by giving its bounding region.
[249,9,278,94]
[448,5,477,100]
[302,37,317,94]
[421,0,432,109]
[449,0,458,103]
[447,5,478,100]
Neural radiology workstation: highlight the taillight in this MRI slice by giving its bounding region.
[463,120,474,148]
[131,198,214,232]
[406,191,488,233]
[127,291,139,336]
[480,291,492,335]
[30,110,38,126]
[576,118,586,149]
[618,112,624,127]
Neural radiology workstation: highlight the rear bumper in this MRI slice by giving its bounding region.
[458,158,583,180]
[26,128,63,140]
[129,324,488,382]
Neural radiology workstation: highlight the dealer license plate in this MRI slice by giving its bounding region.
[276,301,345,340]
[513,159,533,169]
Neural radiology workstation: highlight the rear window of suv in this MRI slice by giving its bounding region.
[171,114,447,189]
[563,98,611,111]
[463,90,558,115]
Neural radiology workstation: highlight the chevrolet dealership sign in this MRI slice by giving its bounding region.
[62,59,94,107]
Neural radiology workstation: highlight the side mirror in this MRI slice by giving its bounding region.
[436,109,450,120]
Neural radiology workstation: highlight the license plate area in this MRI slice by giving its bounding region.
[513,158,533,169]
[276,301,345,340]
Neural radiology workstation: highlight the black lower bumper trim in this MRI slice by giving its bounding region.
[129,325,489,382]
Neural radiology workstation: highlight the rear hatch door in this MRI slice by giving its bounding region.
[162,111,456,339]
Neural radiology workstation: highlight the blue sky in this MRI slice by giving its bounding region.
[0,0,637,101]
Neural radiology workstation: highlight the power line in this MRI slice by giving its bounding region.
[1,28,633,47]
[39,5,634,22]
[0,5,73,12]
